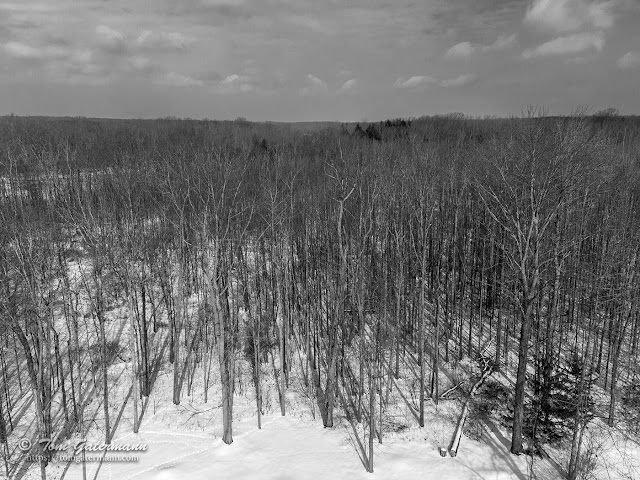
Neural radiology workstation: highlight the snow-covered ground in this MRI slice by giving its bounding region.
[45,410,531,480]
[5,255,639,480]
[11,319,532,480]
[9,332,639,480]
[14,336,535,480]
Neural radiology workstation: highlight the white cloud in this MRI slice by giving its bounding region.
[446,35,517,59]
[393,75,437,89]
[617,51,640,69]
[222,74,242,84]
[446,42,475,58]
[135,31,195,51]
[285,15,334,35]
[4,42,40,60]
[2,39,111,85]
[566,56,589,64]
[126,55,159,75]
[440,74,476,87]
[95,27,195,56]
[481,34,518,52]
[213,73,255,93]
[2,33,199,87]
[300,73,328,95]
[3,40,95,72]
[338,78,358,92]
[524,0,616,33]
[522,32,605,58]
[3,41,68,60]
[95,25,127,53]
[155,71,203,87]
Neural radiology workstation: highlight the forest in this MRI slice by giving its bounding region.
[1,111,640,480]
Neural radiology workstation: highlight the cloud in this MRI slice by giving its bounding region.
[300,73,328,95]
[126,56,161,75]
[155,71,203,87]
[393,75,437,89]
[167,0,254,24]
[134,31,196,52]
[446,34,516,59]
[3,40,93,66]
[95,25,127,54]
[338,78,358,93]
[446,41,475,58]
[424,0,523,38]
[617,51,640,69]
[154,69,259,92]
[213,73,256,93]
[217,2,251,16]
[1,39,112,85]
[394,72,476,89]
[150,70,257,93]
[481,33,517,52]
[522,32,604,58]
[440,73,476,87]
[221,73,244,83]
[285,15,334,35]
[566,56,589,64]
[3,41,67,60]
[524,0,616,33]
[197,70,223,84]
[206,2,252,20]
[2,33,196,87]
[95,26,196,57]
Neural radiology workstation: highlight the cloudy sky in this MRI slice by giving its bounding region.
[0,0,639,121]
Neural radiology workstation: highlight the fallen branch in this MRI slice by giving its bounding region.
[440,381,467,399]
[447,344,495,457]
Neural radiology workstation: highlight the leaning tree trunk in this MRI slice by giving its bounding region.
[448,357,494,457]
[0,387,9,478]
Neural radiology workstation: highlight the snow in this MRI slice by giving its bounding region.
[6,255,638,480]
[54,414,528,480]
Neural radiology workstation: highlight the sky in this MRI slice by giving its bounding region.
[0,0,639,121]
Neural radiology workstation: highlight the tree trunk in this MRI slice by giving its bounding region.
[449,363,493,456]
[511,296,534,455]
[173,259,182,405]
[96,273,111,445]
[128,283,139,433]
